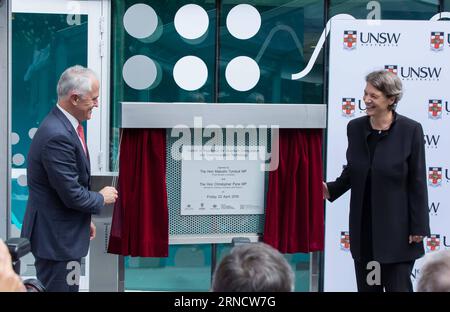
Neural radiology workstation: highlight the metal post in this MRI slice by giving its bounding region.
[210,243,217,285]
[310,251,321,292]
[0,0,11,240]
[89,173,124,291]
[317,0,330,293]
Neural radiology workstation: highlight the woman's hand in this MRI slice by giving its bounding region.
[323,182,330,200]
[409,235,424,244]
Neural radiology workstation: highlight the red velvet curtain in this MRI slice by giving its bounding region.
[263,129,324,253]
[108,129,168,257]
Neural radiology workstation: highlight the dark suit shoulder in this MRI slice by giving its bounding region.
[36,109,73,139]
[29,110,76,158]
[395,113,422,129]
[347,115,368,130]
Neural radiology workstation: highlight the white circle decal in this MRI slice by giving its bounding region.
[12,153,25,166]
[122,55,160,90]
[123,4,158,39]
[226,4,261,40]
[17,174,27,187]
[225,56,260,91]
[11,132,20,145]
[29,128,38,139]
[173,56,208,91]
[174,4,209,40]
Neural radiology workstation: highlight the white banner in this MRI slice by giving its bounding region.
[325,19,450,291]
[180,146,265,215]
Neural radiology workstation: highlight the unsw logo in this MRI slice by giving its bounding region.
[360,31,400,47]
[426,234,450,252]
[426,234,440,252]
[343,31,357,49]
[428,167,442,186]
[430,32,444,51]
[428,167,450,187]
[343,30,400,49]
[341,98,355,117]
[385,65,398,75]
[341,97,365,117]
[428,99,450,119]
[340,231,350,251]
[424,134,440,149]
[384,64,441,81]
[344,30,357,50]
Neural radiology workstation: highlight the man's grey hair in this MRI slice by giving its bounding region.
[366,70,403,110]
[417,250,450,292]
[211,242,294,292]
[57,65,98,99]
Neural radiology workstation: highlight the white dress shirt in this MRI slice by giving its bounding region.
[56,104,86,152]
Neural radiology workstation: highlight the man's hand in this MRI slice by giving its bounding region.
[90,221,96,241]
[323,182,330,200]
[0,240,26,292]
[409,235,424,244]
[99,186,118,205]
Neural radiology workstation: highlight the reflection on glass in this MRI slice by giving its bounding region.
[110,0,216,171]
[329,0,439,20]
[444,0,450,11]
[219,0,325,104]
[125,245,212,291]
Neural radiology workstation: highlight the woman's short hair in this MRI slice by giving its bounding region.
[211,242,294,292]
[57,65,97,99]
[366,70,403,110]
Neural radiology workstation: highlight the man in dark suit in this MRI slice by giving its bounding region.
[21,65,118,292]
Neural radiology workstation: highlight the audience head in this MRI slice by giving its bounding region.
[212,242,294,292]
[417,250,450,292]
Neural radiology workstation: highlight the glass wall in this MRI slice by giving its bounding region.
[125,243,311,291]
[110,0,216,170]
[219,0,324,104]
[329,0,439,20]
[125,245,213,291]
[111,0,325,292]
[444,0,450,11]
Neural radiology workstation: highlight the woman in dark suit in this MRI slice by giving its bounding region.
[323,70,430,292]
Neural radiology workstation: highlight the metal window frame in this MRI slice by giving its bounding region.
[121,102,327,129]
[0,0,11,240]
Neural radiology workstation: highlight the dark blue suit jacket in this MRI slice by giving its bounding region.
[21,107,104,261]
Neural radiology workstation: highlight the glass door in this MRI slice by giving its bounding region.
[11,0,107,291]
